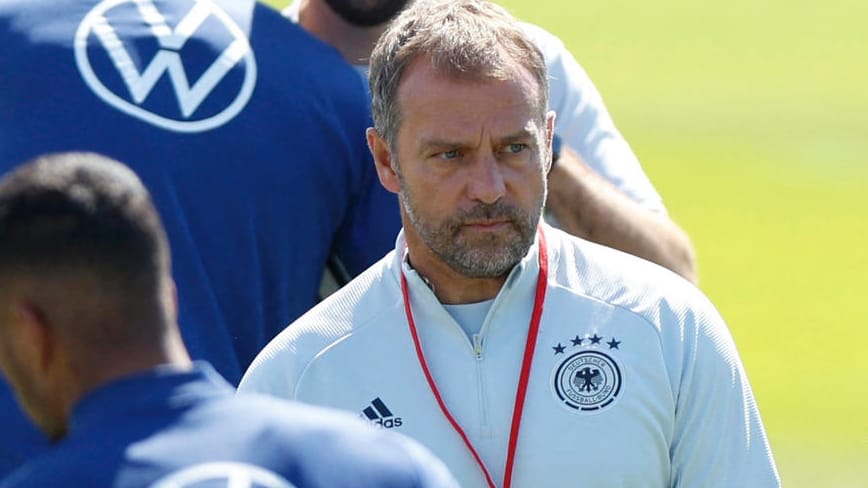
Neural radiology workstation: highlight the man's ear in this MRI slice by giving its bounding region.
[367,128,401,194]
[544,110,556,173]
[165,277,178,324]
[12,303,55,376]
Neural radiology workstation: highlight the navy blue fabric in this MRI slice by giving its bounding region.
[0,364,446,487]
[0,0,402,477]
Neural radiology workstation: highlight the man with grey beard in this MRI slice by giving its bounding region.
[240,2,778,486]
[284,0,698,284]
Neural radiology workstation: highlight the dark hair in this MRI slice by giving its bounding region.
[0,152,170,344]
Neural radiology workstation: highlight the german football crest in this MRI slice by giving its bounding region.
[550,333,623,413]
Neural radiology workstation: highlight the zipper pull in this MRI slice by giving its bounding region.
[472,333,483,359]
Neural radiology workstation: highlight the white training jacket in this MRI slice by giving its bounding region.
[239,225,780,488]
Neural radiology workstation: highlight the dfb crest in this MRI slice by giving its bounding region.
[550,334,623,414]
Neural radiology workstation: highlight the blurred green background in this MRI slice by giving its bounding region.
[264,1,868,485]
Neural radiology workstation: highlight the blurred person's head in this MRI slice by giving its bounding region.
[323,0,411,27]
[0,152,188,440]
[296,0,414,66]
[366,0,554,296]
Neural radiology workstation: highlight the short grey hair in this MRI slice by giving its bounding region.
[369,0,549,149]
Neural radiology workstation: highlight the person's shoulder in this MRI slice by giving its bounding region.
[280,0,301,23]
[518,21,568,58]
[0,0,84,44]
[248,2,369,122]
[234,393,375,438]
[251,3,321,49]
[546,225,719,329]
[0,0,54,16]
[239,253,400,391]
[0,443,96,488]
[223,395,459,487]
[280,252,399,345]
[250,2,357,77]
[516,21,588,97]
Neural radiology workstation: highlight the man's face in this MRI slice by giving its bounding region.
[390,59,552,278]
[323,0,410,27]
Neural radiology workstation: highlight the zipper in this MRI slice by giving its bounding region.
[473,333,484,359]
[473,333,494,439]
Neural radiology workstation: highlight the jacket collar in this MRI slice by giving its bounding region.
[387,227,546,318]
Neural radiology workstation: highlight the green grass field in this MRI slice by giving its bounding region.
[264,1,868,485]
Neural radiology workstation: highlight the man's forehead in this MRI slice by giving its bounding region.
[396,58,541,127]
[398,54,541,97]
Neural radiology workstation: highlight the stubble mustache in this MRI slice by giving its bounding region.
[448,201,527,234]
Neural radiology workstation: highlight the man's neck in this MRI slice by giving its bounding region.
[67,332,193,417]
[296,0,386,66]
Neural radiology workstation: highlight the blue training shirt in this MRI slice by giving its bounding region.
[0,363,457,488]
[0,0,401,475]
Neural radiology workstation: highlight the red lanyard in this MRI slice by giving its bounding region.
[400,227,548,488]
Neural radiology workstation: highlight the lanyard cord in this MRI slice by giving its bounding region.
[400,227,549,488]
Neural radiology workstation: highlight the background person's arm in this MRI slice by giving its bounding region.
[524,22,697,282]
[546,146,697,282]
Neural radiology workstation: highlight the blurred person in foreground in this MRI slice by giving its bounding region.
[0,0,393,473]
[286,0,697,285]
[239,1,779,486]
[0,152,458,488]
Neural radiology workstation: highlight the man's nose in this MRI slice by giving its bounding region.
[466,151,506,205]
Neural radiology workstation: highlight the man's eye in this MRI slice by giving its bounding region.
[439,150,460,160]
[504,143,527,154]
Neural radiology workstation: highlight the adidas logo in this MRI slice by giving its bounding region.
[362,397,403,429]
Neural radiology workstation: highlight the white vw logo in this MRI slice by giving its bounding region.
[74,0,257,133]
[149,462,296,488]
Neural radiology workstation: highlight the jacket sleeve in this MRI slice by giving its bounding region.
[667,298,781,487]
[237,324,305,400]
